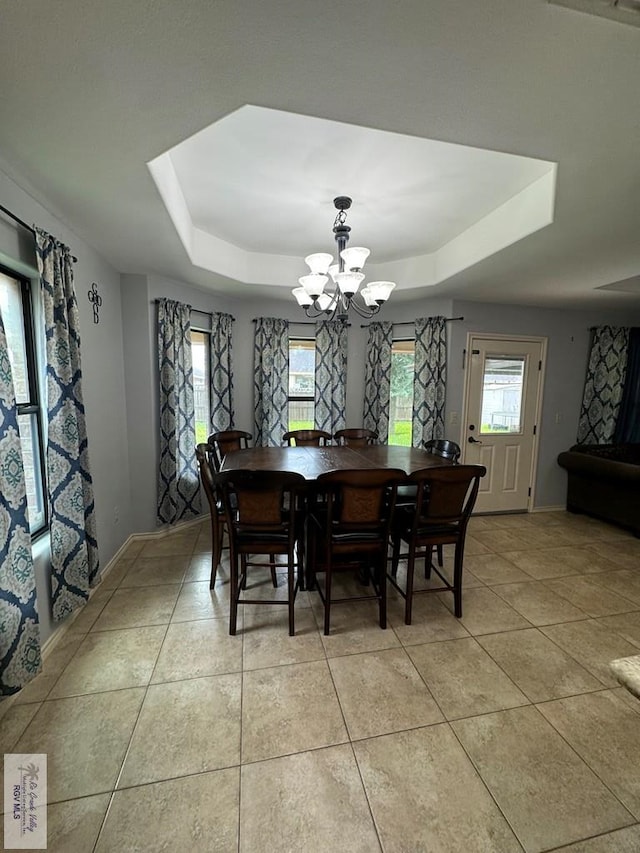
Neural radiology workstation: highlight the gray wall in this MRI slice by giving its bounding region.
[0,167,132,644]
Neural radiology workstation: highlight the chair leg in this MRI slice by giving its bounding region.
[323,560,332,636]
[210,516,222,589]
[390,534,401,578]
[229,552,239,636]
[404,544,416,625]
[437,544,444,567]
[288,554,295,637]
[378,553,387,630]
[453,542,464,618]
[270,558,278,588]
[425,546,433,579]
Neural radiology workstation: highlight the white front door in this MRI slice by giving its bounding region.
[462,335,546,513]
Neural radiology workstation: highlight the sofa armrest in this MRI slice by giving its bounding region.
[557,451,640,484]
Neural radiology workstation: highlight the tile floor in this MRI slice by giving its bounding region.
[3,511,640,852]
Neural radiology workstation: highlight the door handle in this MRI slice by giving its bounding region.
[468,436,483,444]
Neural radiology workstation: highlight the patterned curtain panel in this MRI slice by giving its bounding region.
[315,320,348,436]
[209,312,235,433]
[254,317,289,446]
[614,328,640,444]
[36,228,100,622]
[0,308,42,695]
[362,321,392,443]
[577,325,629,445]
[412,316,447,448]
[157,298,201,524]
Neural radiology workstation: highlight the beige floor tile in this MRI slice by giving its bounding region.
[69,589,114,632]
[242,607,324,670]
[541,620,640,687]
[502,547,617,580]
[240,745,380,853]
[151,618,242,682]
[92,584,180,631]
[452,706,633,853]
[493,581,588,626]
[588,570,640,605]
[120,539,147,558]
[477,513,534,530]
[49,625,166,698]
[478,628,602,702]
[98,768,239,853]
[137,532,196,557]
[354,724,521,853]
[439,587,531,635]
[14,689,144,802]
[11,672,59,705]
[0,702,42,753]
[32,793,110,853]
[597,611,640,648]
[408,637,529,719]
[171,579,231,622]
[462,534,493,555]
[539,690,640,820]
[472,528,555,552]
[119,675,241,787]
[184,551,217,582]
[120,554,190,586]
[40,629,87,675]
[388,593,470,645]
[546,576,637,618]
[549,825,640,852]
[587,541,640,571]
[241,659,347,763]
[329,648,443,739]
[464,553,534,585]
[315,599,402,657]
[98,557,135,589]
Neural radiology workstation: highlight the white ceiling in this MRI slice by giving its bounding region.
[0,0,639,309]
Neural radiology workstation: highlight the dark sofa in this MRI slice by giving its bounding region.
[557,443,640,536]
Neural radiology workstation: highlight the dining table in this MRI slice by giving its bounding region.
[220,443,454,480]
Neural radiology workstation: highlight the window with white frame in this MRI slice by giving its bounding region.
[0,266,47,535]
[191,328,211,444]
[288,338,315,430]
[388,339,415,446]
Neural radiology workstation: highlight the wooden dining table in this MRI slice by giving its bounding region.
[220,444,454,479]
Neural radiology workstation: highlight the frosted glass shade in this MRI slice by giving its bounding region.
[360,286,377,307]
[340,246,370,271]
[299,274,327,298]
[328,263,339,283]
[335,271,364,296]
[316,292,334,311]
[305,253,333,275]
[292,287,313,307]
[366,281,396,303]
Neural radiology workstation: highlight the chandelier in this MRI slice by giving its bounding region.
[292,196,395,320]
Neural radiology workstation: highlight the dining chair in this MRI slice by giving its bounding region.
[308,467,405,635]
[216,468,306,636]
[208,429,252,470]
[333,427,378,447]
[425,438,461,462]
[283,429,332,447]
[195,442,227,588]
[389,464,486,624]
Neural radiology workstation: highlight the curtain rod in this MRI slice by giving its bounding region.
[360,316,464,328]
[154,300,235,321]
[0,202,78,263]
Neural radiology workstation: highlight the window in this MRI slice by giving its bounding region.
[0,266,47,535]
[388,339,415,446]
[191,329,210,443]
[288,338,315,430]
[480,356,526,434]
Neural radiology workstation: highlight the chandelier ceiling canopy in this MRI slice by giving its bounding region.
[292,196,395,321]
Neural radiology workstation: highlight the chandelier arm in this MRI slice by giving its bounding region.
[346,296,379,319]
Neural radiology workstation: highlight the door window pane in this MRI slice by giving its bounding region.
[0,272,29,403]
[388,340,414,446]
[191,330,210,443]
[480,356,525,434]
